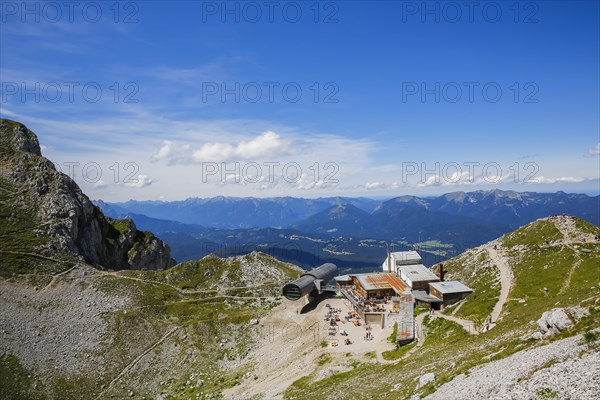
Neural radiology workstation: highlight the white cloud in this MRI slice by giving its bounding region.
[151,140,173,162]
[211,170,340,192]
[150,131,292,164]
[124,174,154,188]
[294,172,338,190]
[237,131,288,159]
[193,142,237,163]
[359,181,403,191]
[192,131,290,163]
[583,143,600,158]
[151,141,193,164]
[412,171,592,187]
[217,173,246,187]
[94,180,108,189]
[528,176,587,184]
[257,176,280,191]
[365,182,386,190]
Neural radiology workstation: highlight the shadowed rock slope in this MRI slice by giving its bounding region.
[0,118,175,274]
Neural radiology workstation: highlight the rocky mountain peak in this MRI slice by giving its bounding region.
[0,118,175,272]
[1,119,42,156]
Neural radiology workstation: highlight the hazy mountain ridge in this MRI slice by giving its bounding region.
[292,204,373,234]
[296,189,599,238]
[94,208,448,271]
[103,196,381,229]
[98,190,599,241]
[96,189,599,270]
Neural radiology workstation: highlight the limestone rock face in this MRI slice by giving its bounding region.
[417,372,436,389]
[537,307,589,336]
[126,225,176,270]
[0,118,175,270]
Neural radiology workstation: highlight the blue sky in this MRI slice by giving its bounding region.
[1,0,599,201]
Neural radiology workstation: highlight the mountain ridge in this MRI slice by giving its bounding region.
[98,189,600,237]
[0,118,175,273]
[94,188,600,270]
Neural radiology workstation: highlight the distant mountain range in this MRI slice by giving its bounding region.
[95,196,380,229]
[97,191,599,234]
[94,190,600,270]
[293,190,599,242]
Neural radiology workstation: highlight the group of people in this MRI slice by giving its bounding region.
[344,311,357,322]
[324,304,342,326]
[347,288,388,313]
[363,303,386,313]
[549,213,568,218]
[325,310,356,344]
[325,305,343,338]
[364,324,374,341]
[359,296,387,313]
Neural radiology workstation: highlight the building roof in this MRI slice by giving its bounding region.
[390,250,422,265]
[398,264,440,282]
[429,281,473,294]
[353,273,407,294]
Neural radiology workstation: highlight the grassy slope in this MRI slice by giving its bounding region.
[118,252,300,291]
[0,252,301,400]
[283,218,600,400]
[100,252,300,399]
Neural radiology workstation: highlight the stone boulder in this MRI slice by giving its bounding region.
[417,372,436,389]
[537,307,589,337]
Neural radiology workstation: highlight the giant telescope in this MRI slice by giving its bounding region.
[282,263,338,301]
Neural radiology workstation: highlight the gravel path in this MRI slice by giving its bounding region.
[94,326,180,400]
[486,244,514,325]
[431,313,478,335]
[414,313,426,346]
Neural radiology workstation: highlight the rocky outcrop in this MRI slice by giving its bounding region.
[417,372,436,389]
[536,307,589,337]
[124,223,176,270]
[0,118,175,270]
[423,334,599,400]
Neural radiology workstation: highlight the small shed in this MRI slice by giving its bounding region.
[428,281,473,306]
[398,264,440,290]
[412,290,443,309]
